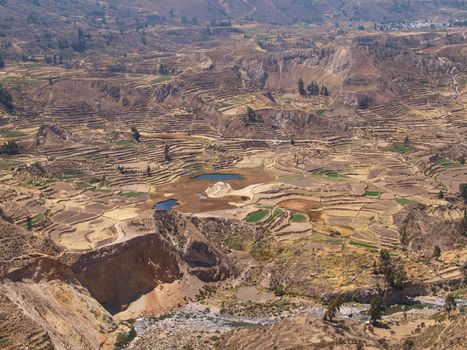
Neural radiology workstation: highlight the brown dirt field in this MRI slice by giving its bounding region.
[141,168,274,213]
[278,198,322,221]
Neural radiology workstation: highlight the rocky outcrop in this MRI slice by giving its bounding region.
[394,205,467,255]
[35,123,73,148]
[71,233,180,314]
[153,211,261,282]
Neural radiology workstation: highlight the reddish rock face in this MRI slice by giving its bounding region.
[72,234,181,314]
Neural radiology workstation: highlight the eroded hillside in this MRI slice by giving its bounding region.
[0,2,466,349]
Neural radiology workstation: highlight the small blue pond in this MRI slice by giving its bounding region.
[154,199,177,211]
[193,173,244,181]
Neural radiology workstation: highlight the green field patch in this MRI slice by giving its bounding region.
[245,209,270,223]
[0,129,27,138]
[23,213,46,229]
[291,213,308,223]
[60,168,84,179]
[311,168,340,178]
[435,158,461,168]
[266,208,284,224]
[349,241,378,249]
[115,139,138,147]
[119,191,146,198]
[31,213,46,225]
[93,188,113,194]
[389,143,414,154]
[278,174,306,182]
[0,337,9,346]
[216,101,234,109]
[256,34,276,41]
[0,75,40,86]
[150,75,172,84]
[77,181,92,189]
[396,198,418,206]
[365,191,381,197]
[310,233,343,245]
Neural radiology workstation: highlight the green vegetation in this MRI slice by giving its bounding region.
[150,75,172,84]
[278,174,305,182]
[375,249,407,289]
[291,213,308,223]
[358,96,370,109]
[115,327,137,350]
[256,34,275,41]
[0,129,26,138]
[349,241,378,250]
[23,213,46,229]
[216,101,233,109]
[396,198,418,206]
[0,337,9,346]
[309,233,343,245]
[444,293,457,318]
[0,75,40,86]
[60,168,84,178]
[365,191,381,197]
[119,191,146,198]
[245,209,270,223]
[130,126,141,142]
[250,241,274,262]
[323,296,343,323]
[223,233,245,251]
[1,141,19,155]
[265,208,283,224]
[311,169,340,178]
[115,139,138,147]
[369,295,384,325]
[389,143,414,154]
[461,184,467,203]
[77,181,92,189]
[298,78,306,96]
[93,188,113,194]
[435,158,461,168]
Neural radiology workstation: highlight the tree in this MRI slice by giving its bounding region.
[0,86,14,112]
[320,86,329,96]
[146,164,151,177]
[297,78,306,96]
[377,249,406,289]
[358,96,370,109]
[307,81,320,96]
[323,296,342,323]
[459,183,467,203]
[380,249,391,265]
[71,28,87,52]
[2,141,19,155]
[432,245,441,259]
[460,210,467,236]
[444,293,456,318]
[404,135,410,147]
[164,142,171,162]
[369,295,384,325]
[130,127,141,142]
[0,55,4,69]
[437,190,444,199]
[26,216,33,231]
[402,339,415,350]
